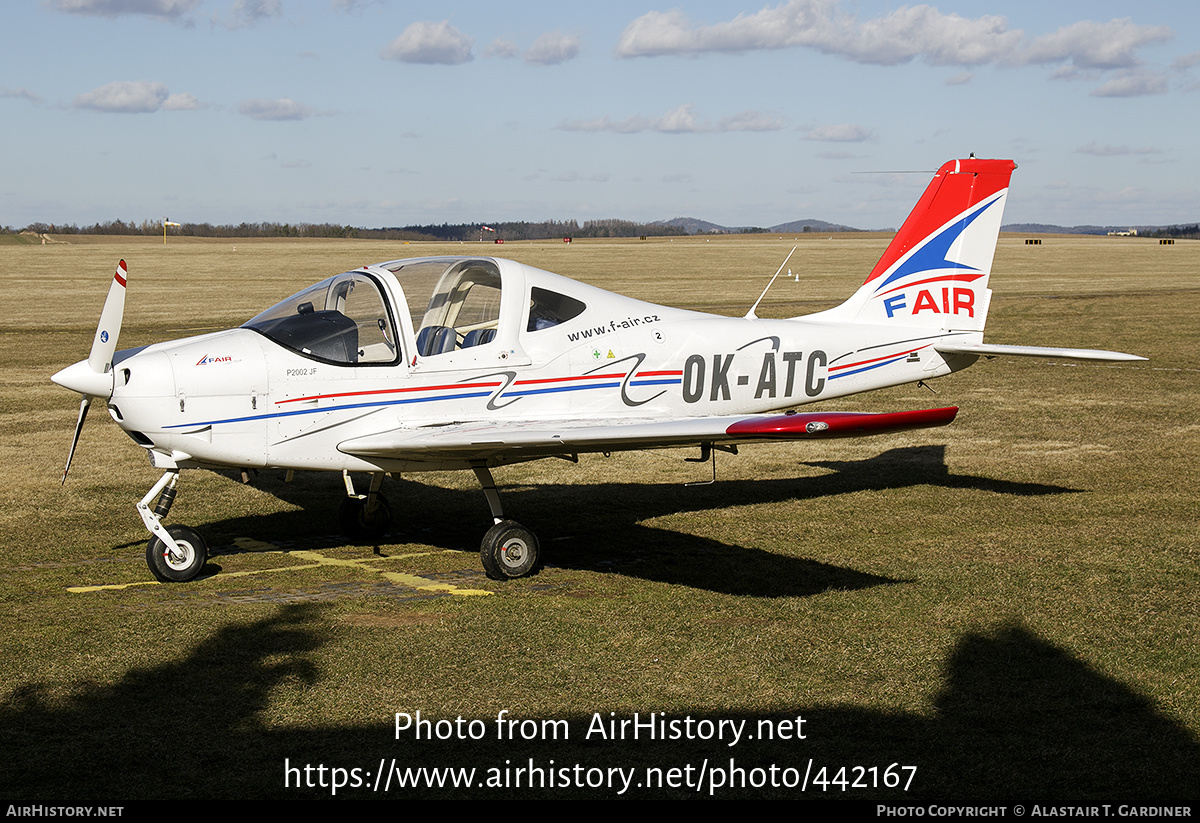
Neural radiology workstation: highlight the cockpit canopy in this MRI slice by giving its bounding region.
[243,272,399,365]
[243,257,591,368]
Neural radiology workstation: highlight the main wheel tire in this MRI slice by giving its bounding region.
[146,525,208,583]
[480,520,540,580]
[340,495,392,541]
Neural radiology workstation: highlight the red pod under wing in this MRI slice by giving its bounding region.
[726,407,959,439]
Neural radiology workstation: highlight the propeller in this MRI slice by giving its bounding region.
[52,260,128,484]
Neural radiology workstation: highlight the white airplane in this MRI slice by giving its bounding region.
[53,157,1143,584]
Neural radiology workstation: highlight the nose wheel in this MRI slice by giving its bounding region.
[146,524,208,582]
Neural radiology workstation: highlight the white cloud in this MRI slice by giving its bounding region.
[1171,51,1200,71]
[72,81,203,113]
[551,172,609,183]
[803,123,876,142]
[1090,69,1169,97]
[74,80,169,113]
[716,110,787,131]
[613,2,1174,93]
[43,0,200,19]
[381,21,473,65]
[1019,19,1171,70]
[524,31,581,66]
[221,0,282,29]
[484,38,520,59]
[163,92,204,110]
[614,1,1023,66]
[1075,142,1161,157]
[1,87,44,105]
[560,104,784,134]
[945,71,973,86]
[237,97,315,120]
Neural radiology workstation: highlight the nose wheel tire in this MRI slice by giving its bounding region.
[480,520,540,580]
[146,525,208,583]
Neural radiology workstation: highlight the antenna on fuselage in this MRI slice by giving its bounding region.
[745,246,797,320]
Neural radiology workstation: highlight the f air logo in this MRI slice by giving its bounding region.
[883,287,976,319]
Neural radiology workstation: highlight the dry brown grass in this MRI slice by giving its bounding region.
[1,234,1196,799]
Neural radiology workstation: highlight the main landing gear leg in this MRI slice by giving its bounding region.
[340,470,393,541]
[139,470,209,582]
[472,466,540,580]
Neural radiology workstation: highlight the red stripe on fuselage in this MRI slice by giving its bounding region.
[276,380,504,405]
[829,346,928,372]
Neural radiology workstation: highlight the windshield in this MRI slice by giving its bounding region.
[243,272,400,365]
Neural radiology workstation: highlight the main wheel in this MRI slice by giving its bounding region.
[340,495,392,541]
[480,520,540,580]
[146,525,208,583]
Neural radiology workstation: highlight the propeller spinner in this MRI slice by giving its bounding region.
[51,260,128,484]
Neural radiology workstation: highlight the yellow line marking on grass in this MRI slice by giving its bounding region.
[69,544,493,596]
[286,550,493,596]
[69,581,162,593]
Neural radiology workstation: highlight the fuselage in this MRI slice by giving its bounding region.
[101,256,981,473]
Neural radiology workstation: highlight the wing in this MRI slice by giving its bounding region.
[338,406,959,464]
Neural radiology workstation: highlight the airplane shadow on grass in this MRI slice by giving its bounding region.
[0,608,1193,800]
[190,445,1078,598]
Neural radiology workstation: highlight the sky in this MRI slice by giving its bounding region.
[3,0,1198,230]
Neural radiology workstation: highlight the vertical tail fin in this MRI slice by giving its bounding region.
[820,158,1016,331]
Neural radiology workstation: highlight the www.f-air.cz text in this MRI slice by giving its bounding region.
[395,710,807,747]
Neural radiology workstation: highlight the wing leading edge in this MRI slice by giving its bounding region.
[338,407,959,463]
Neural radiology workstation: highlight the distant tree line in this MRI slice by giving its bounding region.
[2,217,688,242]
[383,219,687,241]
[6,219,378,239]
[1146,224,1199,240]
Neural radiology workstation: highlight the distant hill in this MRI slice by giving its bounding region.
[1003,223,1122,235]
[653,217,747,234]
[770,219,862,233]
[655,217,863,235]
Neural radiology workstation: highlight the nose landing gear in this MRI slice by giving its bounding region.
[139,471,209,583]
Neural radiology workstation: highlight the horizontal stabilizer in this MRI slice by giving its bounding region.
[936,343,1146,362]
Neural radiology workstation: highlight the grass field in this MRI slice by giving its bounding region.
[1,233,1197,800]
